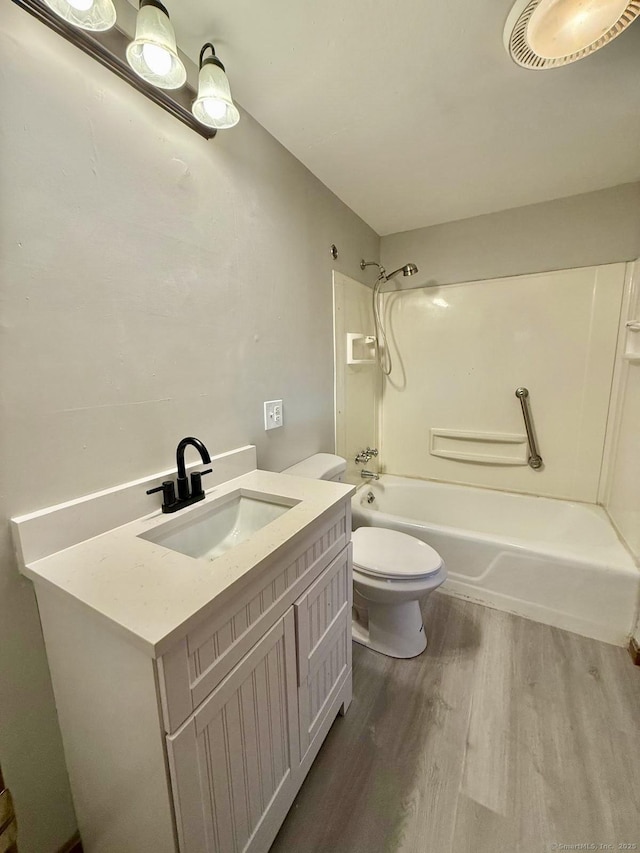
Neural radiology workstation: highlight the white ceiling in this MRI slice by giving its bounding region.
[164,1,640,236]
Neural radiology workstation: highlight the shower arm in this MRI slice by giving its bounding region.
[360,260,418,283]
[360,261,403,282]
[361,260,386,278]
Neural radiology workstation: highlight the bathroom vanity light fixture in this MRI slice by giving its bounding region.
[42,0,116,31]
[192,43,240,129]
[15,0,216,138]
[126,0,186,90]
[504,0,640,68]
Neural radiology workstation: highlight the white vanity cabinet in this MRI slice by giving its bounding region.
[19,476,353,853]
[165,543,353,853]
[167,610,301,853]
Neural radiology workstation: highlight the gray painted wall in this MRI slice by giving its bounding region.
[380,182,640,288]
[0,6,378,851]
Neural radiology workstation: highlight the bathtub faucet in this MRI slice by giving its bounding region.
[355,447,379,465]
[361,470,380,481]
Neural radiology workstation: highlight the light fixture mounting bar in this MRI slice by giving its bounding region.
[14,0,216,139]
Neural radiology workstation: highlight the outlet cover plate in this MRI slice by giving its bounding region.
[264,400,283,430]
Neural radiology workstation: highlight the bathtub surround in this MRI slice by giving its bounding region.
[380,182,640,289]
[332,258,640,648]
[379,264,625,503]
[602,263,640,655]
[604,263,640,562]
[0,5,378,851]
[333,273,379,484]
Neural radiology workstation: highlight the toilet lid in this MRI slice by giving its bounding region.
[352,527,443,579]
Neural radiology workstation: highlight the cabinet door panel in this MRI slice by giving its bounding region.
[167,610,299,853]
[295,545,352,757]
[298,610,350,758]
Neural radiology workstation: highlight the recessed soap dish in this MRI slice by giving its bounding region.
[346,333,376,365]
[623,320,640,363]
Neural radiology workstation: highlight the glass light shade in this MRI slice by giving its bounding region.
[527,0,630,58]
[43,0,116,31]
[192,62,240,129]
[126,4,187,90]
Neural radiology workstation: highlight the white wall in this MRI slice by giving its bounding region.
[0,6,379,851]
[380,183,640,289]
[333,273,379,483]
[605,264,640,563]
[380,265,625,502]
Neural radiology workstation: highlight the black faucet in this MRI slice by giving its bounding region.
[146,436,213,513]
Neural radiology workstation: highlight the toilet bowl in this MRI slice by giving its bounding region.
[282,454,447,659]
[351,526,446,658]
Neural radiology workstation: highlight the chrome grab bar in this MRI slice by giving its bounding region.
[515,387,543,470]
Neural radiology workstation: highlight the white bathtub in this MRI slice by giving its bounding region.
[351,475,640,646]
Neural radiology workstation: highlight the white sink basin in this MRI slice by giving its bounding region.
[139,489,299,561]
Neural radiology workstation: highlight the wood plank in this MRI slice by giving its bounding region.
[270,592,640,853]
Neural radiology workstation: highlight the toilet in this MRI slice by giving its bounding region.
[282,454,447,658]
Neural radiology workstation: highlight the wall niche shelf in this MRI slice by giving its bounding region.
[623,320,640,362]
[346,333,376,365]
[429,428,529,465]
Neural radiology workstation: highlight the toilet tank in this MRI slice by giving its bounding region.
[281,453,347,482]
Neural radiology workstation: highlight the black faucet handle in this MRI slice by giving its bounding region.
[146,480,177,508]
[190,468,213,499]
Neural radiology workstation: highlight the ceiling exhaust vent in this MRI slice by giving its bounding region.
[504,0,640,69]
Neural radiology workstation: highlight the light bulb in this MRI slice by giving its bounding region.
[203,99,227,120]
[43,0,116,30]
[142,43,173,77]
[126,1,187,89]
[192,47,240,130]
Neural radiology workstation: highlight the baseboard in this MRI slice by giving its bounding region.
[57,832,83,853]
[629,637,640,666]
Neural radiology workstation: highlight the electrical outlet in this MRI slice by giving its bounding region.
[264,400,284,430]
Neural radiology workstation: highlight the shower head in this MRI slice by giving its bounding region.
[360,259,419,281]
[384,263,418,280]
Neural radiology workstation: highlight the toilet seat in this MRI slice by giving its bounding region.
[352,527,443,580]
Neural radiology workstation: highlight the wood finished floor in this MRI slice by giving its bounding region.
[271,593,640,853]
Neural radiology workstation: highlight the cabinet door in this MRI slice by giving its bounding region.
[158,503,350,734]
[166,610,300,853]
[295,545,352,758]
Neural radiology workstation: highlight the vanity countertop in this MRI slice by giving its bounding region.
[18,470,354,657]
